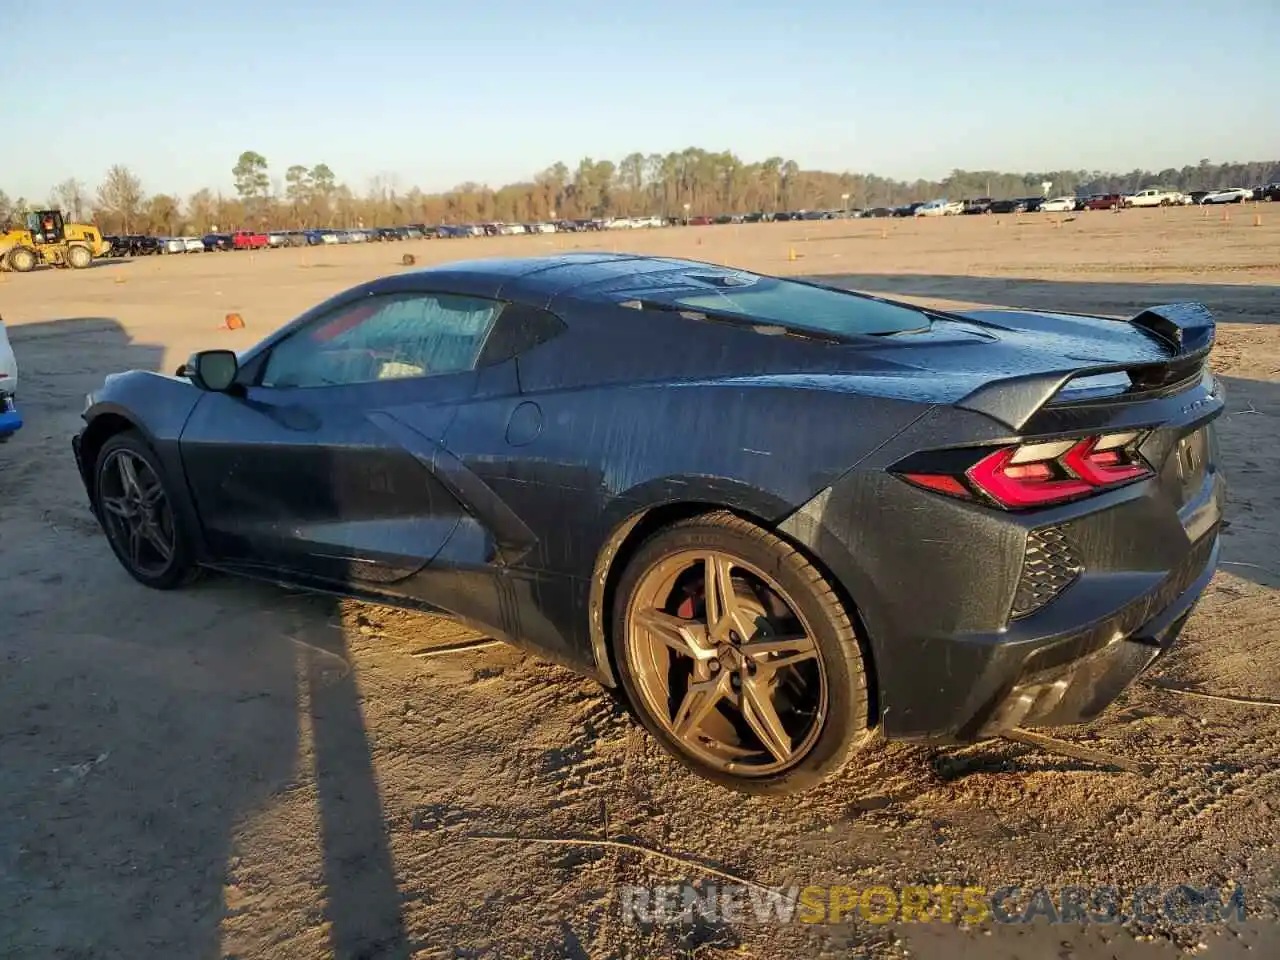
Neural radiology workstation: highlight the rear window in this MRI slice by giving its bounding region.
[636,274,929,338]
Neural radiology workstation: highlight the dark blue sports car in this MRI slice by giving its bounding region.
[72,254,1225,793]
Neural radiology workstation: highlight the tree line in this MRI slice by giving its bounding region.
[3,150,1277,236]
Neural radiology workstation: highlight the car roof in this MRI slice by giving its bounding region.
[367,253,755,304]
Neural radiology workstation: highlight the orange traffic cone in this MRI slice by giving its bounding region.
[224,312,245,330]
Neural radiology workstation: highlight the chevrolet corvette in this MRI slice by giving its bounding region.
[72,254,1225,793]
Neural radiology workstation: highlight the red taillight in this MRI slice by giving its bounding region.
[1061,435,1150,485]
[967,446,1094,507]
[901,473,972,498]
[899,432,1152,509]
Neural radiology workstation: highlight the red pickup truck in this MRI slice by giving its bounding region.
[230,229,269,250]
[1083,194,1126,211]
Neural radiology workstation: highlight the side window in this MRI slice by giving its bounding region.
[261,293,502,388]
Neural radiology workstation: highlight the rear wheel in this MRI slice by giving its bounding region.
[7,246,37,272]
[66,244,93,268]
[612,511,871,794]
[94,431,199,589]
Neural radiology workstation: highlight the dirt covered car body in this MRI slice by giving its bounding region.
[72,254,1225,793]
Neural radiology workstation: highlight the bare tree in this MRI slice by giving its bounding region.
[55,178,88,221]
[187,188,215,234]
[96,165,145,234]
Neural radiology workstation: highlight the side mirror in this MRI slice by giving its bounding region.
[186,349,239,392]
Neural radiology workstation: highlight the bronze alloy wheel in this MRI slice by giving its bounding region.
[98,447,178,578]
[624,547,829,776]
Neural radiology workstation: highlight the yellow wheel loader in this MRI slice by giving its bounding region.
[0,210,111,272]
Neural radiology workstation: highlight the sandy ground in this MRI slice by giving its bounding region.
[1,207,1278,959]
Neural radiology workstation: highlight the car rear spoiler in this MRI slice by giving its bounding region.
[955,302,1216,431]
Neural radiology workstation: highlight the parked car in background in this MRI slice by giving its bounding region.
[159,237,186,254]
[988,199,1027,214]
[178,237,203,253]
[1125,188,1186,208]
[1257,183,1280,202]
[914,199,963,217]
[1084,194,1126,211]
[106,235,161,257]
[229,230,269,250]
[1038,196,1075,213]
[266,231,289,248]
[0,315,20,442]
[963,198,994,214]
[1021,197,1046,213]
[1201,188,1253,204]
[202,233,233,252]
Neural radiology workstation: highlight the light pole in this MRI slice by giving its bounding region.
[841,192,850,216]
[682,202,691,226]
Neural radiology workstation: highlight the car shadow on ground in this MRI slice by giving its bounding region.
[0,316,408,959]
[19,257,136,272]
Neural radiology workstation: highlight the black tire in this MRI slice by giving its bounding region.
[8,246,37,272]
[66,244,93,269]
[611,510,872,795]
[93,430,200,589]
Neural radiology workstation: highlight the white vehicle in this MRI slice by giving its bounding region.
[529,222,557,234]
[914,199,963,217]
[1040,196,1077,212]
[0,316,21,442]
[1124,187,1186,208]
[1201,187,1252,204]
[605,216,636,229]
[181,236,204,253]
[319,231,340,244]
[267,231,289,248]
[159,237,185,254]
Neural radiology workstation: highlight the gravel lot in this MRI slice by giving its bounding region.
[2,209,1278,959]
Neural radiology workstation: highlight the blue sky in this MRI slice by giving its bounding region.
[6,0,1277,201]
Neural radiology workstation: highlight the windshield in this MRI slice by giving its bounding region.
[637,274,930,338]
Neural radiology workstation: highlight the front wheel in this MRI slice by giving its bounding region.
[612,511,872,795]
[93,431,200,589]
[7,246,37,272]
[66,244,93,268]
